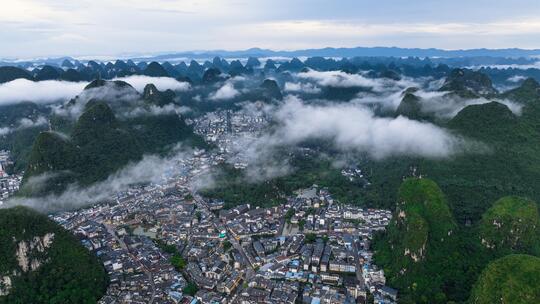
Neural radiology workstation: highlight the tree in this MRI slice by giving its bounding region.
[222,240,232,251]
[183,282,198,296]
[170,254,187,271]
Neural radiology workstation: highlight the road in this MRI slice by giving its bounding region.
[352,237,366,290]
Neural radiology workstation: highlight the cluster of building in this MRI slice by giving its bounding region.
[0,150,22,204]
[189,109,268,169]
[45,107,401,303]
[53,199,188,304]
[51,176,398,304]
[224,185,397,304]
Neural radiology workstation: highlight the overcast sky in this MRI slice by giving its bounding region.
[2,0,540,59]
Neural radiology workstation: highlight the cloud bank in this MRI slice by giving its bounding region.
[5,147,195,212]
[113,75,191,92]
[250,96,470,160]
[296,70,416,93]
[0,76,191,107]
[284,82,322,94]
[0,116,48,136]
[209,82,240,100]
[124,104,191,118]
[0,79,86,106]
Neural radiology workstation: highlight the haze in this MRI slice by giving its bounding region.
[2,0,540,59]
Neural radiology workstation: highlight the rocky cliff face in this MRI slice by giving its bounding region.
[0,206,107,303]
[0,233,55,296]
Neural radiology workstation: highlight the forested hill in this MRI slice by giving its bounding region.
[20,82,206,197]
[373,178,540,303]
[0,206,107,303]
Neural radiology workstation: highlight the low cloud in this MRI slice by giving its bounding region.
[296,69,416,93]
[52,82,141,119]
[5,146,196,212]
[0,116,48,136]
[249,96,471,160]
[507,75,527,83]
[113,75,191,92]
[284,82,322,94]
[0,76,190,109]
[415,91,523,118]
[209,82,240,100]
[0,127,10,136]
[123,104,191,118]
[0,79,86,106]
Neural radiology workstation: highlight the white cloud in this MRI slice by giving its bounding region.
[209,82,240,101]
[284,82,322,94]
[123,104,191,118]
[240,96,472,162]
[507,75,527,83]
[113,75,191,92]
[296,70,416,93]
[0,79,86,106]
[250,19,540,38]
[415,91,524,118]
[0,116,48,136]
[0,127,11,136]
[5,145,196,211]
[297,70,379,89]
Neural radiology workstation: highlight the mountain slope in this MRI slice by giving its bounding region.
[373,178,459,302]
[0,206,107,303]
[479,196,539,255]
[22,102,141,195]
[0,66,33,84]
[469,254,540,304]
[21,83,206,196]
[439,68,497,97]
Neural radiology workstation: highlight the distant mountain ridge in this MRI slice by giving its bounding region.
[143,46,540,61]
[3,46,540,67]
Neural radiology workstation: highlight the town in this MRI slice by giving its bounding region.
[52,181,396,304]
[0,150,22,205]
[8,110,398,304]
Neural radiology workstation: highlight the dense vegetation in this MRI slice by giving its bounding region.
[0,206,107,303]
[21,101,141,195]
[20,83,206,196]
[373,178,540,303]
[363,84,540,223]
[479,196,540,256]
[373,178,466,303]
[469,254,540,304]
[0,102,50,172]
[201,155,368,209]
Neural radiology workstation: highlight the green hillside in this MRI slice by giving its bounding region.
[479,196,539,255]
[439,68,497,97]
[21,86,206,196]
[469,254,540,304]
[395,93,429,121]
[363,95,540,223]
[22,101,141,195]
[21,132,80,195]
[0,206,107,304]
[72,101,142,184]
[373,178,461,303]
[373,183,540,303]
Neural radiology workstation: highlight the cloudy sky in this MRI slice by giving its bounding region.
[2,0,540,59]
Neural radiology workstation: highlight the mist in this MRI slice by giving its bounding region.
[0,79,86,106]
[296,70,417,93]
[123,104,191,118]
[246,96,472,160]
[113,75,191,92]
[4,146,196,212]
[0,116,48,135]
[209,82,240,101]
